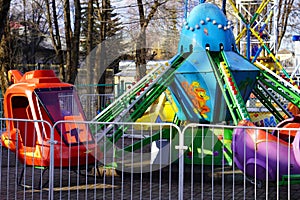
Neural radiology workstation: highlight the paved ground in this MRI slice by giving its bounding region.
[1,148,300,199]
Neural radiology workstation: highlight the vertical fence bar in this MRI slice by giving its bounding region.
[288,130,291,200]
[48,122,56,200]
[211,126,214,200]
[191,127,194,199]
[177,125,189,200]
[178,133,185,200]
[201,126,204,200]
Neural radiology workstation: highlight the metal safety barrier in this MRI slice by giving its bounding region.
[180,122,300,200]
[0,118,300,199]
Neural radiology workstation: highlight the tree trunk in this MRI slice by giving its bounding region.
[135,29,147,81]
[86,0,94,94]
[135,0,163,81]
[22,0,29,65]
[64,0,72,82]
[135,0,146,81]
[0,30,10,96]
[68,0,81,84]
[45,0,65,81]
[51,0,65,81]
[0,0,11,96]
[0,0,10,40]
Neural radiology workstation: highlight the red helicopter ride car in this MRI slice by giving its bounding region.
[1,69,102,188]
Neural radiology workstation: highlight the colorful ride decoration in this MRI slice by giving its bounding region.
[169,3,259,124]
[136,90,176,124]
[233,117,300,183]
[1,70,102,167]
[166,3,259,165]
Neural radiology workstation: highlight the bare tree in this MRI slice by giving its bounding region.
[276,0,295,51]
[0,0,10,40]
[64,0,81,84]
[0,0,11,95]
[0,25,12,96]
[86,0,94,92]
[159,4,180,59]
[135,0,167,81]
[45,0,65,81]
[276,0,300,51]
[69,0,81,83]
[63,0,72,81]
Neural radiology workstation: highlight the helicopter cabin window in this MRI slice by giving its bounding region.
[11,96,36,147]
[35,87,83,122]
[34,87,93,145]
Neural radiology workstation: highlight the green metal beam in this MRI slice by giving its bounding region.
[253,85,285,122]
[257,69,300,107]
[94,50,192,150]
[207,51,250,125]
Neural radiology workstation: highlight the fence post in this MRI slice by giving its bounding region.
[175,130,188,200]
[48,124,57,200]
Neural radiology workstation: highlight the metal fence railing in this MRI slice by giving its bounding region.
[182,122,300,199]
[1,118,300,199]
